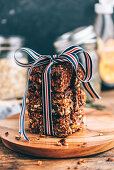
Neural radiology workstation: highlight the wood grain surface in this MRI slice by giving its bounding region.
[0,90,114,169]
[0,108,114,159]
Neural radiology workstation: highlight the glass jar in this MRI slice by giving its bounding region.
[94,1,114,88]
[0,36,28,100]
[54,26,101,102]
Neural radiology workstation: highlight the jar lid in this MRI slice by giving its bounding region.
[70,26,97,44]
[9,36,24,47]
[95,2,113,14]
[54,26,97,53]
[0,36,24,51]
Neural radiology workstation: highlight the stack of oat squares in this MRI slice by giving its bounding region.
[27,62,86,137]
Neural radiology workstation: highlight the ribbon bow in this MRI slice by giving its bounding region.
[14,45,100,141]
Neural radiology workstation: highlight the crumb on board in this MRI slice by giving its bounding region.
[77,159,86,165]
[99,133,103,136]
[83,142,87,145]
[77,144,80,146]
[74,165,79,169]
[60,138,69,146]
[81,142,87,147]
[5,132,9,136]
[36,137,40,140]
[56,138,69,146]
[15,135,21,140]
[37,161,42,166]
[63,142,69,146]
[107,158,114,162]
[30,136,40,142]
[56,141,62,146]
[81,145,85,147]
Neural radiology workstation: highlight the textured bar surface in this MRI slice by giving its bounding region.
[27,62,86,137]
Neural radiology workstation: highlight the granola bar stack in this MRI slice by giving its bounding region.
[27,65,45,134]
[27,62,86,137]
[51,63,74,137]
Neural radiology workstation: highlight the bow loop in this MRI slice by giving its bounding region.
[60,45,84,55]
[58,45,92,82]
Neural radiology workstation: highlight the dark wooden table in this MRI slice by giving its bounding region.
[0,90,114,170]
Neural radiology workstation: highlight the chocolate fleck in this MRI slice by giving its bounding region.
[15,135,21,140]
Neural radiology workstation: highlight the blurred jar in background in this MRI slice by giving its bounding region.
[94,0,114,89]
[54,26,101,102]
[0,36,27,100]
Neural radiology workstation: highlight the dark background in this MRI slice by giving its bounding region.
[0,0,99,54]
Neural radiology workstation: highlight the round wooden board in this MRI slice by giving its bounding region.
[0,108,114,158]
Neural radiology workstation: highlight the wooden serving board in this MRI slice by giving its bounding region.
[0,108,114,158]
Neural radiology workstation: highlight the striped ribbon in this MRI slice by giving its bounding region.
[14,45,100,141]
